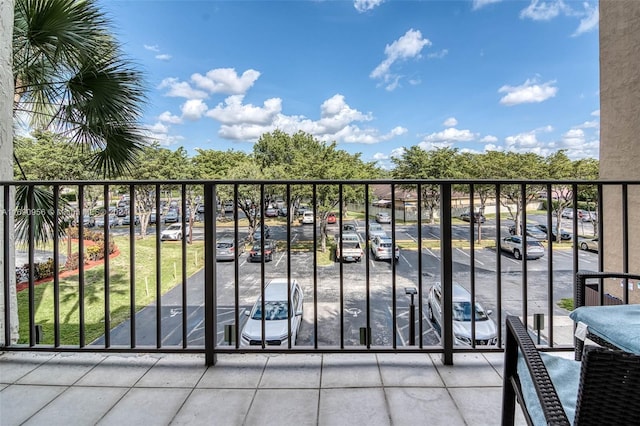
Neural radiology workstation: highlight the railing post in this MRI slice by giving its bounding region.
[204,183,217,366]
[440,183,454,365]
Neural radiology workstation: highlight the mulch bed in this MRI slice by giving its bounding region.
[16,239,120,292]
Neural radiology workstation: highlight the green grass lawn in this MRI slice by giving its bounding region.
[17,235,204,345]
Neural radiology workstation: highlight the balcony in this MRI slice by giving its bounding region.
[0,178,634,423]
[1,350,538,425]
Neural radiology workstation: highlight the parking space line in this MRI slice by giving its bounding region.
[455,248,485,265]
[424,248,440,259]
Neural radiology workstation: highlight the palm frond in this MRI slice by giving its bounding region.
[14,185,71,246]
[13,0,148,178]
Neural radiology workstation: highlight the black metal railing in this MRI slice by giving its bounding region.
[1,179,635,366]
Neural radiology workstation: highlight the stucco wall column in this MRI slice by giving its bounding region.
[599,0,640,302]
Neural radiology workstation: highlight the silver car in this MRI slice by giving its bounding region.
[370,236,399,261]
[579,236,599,252]
[216,238,245,261]
[427,282,498,346]
[500,235,545,260]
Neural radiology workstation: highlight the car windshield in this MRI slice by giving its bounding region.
[526,240,543,247]
[251,300,289,320]
[217,242,232,249]
[453,302,489,321]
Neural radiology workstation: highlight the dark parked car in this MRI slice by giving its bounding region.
[508,224,548,240]
[535,224,571,241]
[459,212,486,223]
[248,239,277,262]
[253,225,271,241]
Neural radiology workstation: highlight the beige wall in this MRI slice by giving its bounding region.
[599,0,640,302]
[0,0,17,344]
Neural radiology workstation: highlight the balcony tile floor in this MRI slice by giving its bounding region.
[0,351,528,425]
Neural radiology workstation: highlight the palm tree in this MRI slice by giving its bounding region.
[1,0,147,343]
[12,0,147,244]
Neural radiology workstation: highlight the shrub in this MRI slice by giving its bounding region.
[35,258,55,280]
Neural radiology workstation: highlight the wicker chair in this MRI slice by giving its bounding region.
[501,315,640,426]
[573,271,640,360]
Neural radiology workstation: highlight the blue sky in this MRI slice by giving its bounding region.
[103,0,600,169]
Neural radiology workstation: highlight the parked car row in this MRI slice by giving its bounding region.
[239,278,499,349]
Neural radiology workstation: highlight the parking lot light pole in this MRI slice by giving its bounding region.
[405,287,417,346]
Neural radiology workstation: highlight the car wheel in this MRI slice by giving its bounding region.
[513,249,521,260]
[581,242,588,250]
[177,233,182,240]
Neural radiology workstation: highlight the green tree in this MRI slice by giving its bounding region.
[12,0,147,244]
[254,130,378,251]
[126,144,193,239]
[392,146,463,224]
[192,148,251,219]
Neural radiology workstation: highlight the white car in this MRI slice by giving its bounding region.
[370,236,399,261]
[301,210,315,224]
[160,223,190,241]
[376,212,391,223]
[427,282,498,346]
[500,235,544,260]
[241,278,304,346]
[368,223,387,241]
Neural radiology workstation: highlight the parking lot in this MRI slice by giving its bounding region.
[105,215,599,348]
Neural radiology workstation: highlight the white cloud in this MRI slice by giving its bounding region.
[505,131,541,149]
[519,0,599,37]
[155,54,172,61]
[422,127,477,143]
[159,78,208,99]
[481,135,498,143]
[427,49,448,59]
[498,77,558,106]
[181,99,209,121]
[142,123,184,147]
[146,122,168,134]
[572,4,599,37]
[205,93,404,145]
[144,44,160,52]
[370,29,431,90]
[443,117,458,127]
[472,0,502,10]
[577,120,599,129]
[562,128,585,146]
[206,95,281,125]
[354,0,384,13]
[591,109,600,116]
[373,152,388,160]
[520,0,565,21]
[390,147,406,159]
[158,111,182,124]
[191,68,261,95]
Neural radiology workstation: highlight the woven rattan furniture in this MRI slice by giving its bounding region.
[572,271,640,361]
[501,315,640,426]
